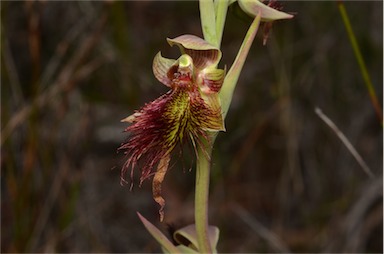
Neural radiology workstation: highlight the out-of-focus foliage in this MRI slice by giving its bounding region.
[1,1,382,253]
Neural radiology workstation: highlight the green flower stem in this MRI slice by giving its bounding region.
[196,1,221,252]
[199,0,218,47]
[195,142,213,253]
[195,4,261,253]
[215,0,229,48]
[338,2,383,124]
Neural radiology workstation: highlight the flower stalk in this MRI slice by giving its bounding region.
[214,0,229,48]
[195,0,261,253]
[199,0,218,48]
[194,0,293,251]
[194,142,214,253]
[194,10,263,254]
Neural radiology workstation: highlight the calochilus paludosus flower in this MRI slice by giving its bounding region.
[118,35,226,221]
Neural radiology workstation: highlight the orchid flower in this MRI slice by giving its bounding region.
[119,0,293,252]
[119,35,226,222]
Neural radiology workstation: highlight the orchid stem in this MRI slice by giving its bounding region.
[215,0,229,48]
[195,142,213,253]
[199,0,218,47]
[196,0,223,252]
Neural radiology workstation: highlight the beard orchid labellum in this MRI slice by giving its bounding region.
[119,35,226,221]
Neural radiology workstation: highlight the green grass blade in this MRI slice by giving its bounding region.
[338,2,383,124]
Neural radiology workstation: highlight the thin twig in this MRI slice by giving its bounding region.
[314,107,374,179]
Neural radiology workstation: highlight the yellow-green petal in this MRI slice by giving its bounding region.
[198,67,226,93]
[153,52,177,87]
[167,35,222,69]
[238,0,293,22]
[198,92,225,132]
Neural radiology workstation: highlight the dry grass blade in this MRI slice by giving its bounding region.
[39,16,89,90]
[343,177,382,252]
[229,98,286,175]
[27,154,70,251]
[314,107,374,179]
[230,203,290,253]
[2,29,24,105]
[0,14,107,146]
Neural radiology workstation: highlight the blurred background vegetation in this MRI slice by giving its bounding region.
[1,1,382,253]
